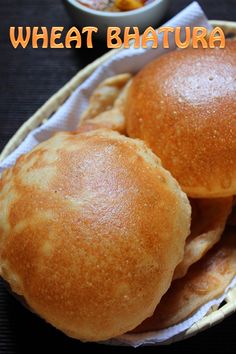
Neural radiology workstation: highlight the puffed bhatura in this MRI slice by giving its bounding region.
[174,197,233,279]
[78,74,132,134]
[0,130,191,342]
[132,227,236,333]
[125,41,236,198]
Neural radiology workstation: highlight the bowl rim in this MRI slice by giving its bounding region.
[65,0,166,18]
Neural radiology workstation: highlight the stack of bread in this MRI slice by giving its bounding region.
[0,41,235,342]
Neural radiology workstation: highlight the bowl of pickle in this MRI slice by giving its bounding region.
[64,0,170,37]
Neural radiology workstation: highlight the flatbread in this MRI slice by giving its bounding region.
[80,73,132,123]
[174,197,233,279]
[77,75,132,134]
[76,108,126,134]
[132,227,236,333]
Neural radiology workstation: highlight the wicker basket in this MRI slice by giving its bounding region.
[0,20,236,344]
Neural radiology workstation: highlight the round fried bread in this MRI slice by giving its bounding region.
[0,129,190,342]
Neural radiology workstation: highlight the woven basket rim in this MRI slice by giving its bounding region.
[0,19,236,344]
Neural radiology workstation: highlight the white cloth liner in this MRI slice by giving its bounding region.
[0,1,233,347]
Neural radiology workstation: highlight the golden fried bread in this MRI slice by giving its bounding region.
[125,41,236,197]
[80,73,131,123]
[174,197,233,279]
[78,76,132,134]
[0,129,190,342]
[133,227,236,333]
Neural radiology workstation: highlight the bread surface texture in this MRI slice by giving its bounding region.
[0,130,190,341]
[125,41,236,197]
